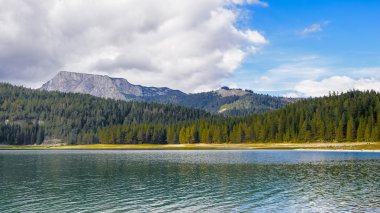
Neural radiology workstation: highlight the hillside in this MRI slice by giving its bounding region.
[0,83,210,145]
[3,82,378,145]
[41,71,292,115]
[99,90,380,144]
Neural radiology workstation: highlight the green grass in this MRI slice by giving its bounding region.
[1,142,380,150]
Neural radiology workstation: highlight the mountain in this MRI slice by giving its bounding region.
[41,71,293,115]
[177,89,294,116]
[41,71,185,101]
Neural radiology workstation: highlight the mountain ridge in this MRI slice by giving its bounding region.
[41,71,185,100]
[41,71,293,115]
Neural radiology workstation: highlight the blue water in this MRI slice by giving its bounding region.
[0,150,379,212]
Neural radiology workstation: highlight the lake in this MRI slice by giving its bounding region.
[0,150,379,212]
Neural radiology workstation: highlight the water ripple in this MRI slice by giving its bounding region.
[1,150,379,212]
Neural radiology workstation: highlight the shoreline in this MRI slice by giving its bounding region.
[1,142,380,151]
[294,149,380,153]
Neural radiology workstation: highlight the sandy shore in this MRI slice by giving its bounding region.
[1,142,380,151]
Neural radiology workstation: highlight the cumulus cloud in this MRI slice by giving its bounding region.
[250,56,327,92]
[243,54,380,97]
[291,76,380,97]
[0,0,267,91]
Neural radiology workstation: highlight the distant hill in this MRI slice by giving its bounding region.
[182,89,294,116]
[41,71,293,115]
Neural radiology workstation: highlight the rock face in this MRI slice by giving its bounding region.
[41,71,185,100]
[41,71,294,115]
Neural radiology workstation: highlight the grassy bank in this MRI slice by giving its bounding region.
[1,142,380,151]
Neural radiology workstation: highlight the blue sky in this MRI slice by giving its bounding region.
[225,0,380,96]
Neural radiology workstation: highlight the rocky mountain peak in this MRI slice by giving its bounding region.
[40,71,185,100]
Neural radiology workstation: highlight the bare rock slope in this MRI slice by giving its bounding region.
[41,71,185,100]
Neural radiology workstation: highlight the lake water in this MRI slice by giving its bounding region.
[0,150,379,212]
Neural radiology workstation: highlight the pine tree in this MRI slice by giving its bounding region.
[137,129,144,144]
[230,126,242,143]
[221,126,229,143]
[364,122,371,142]
[211,126,221,143]
[298,120,307,141]
[179,127,186,144]
[200,129,210,143]
[166,127,177,144]
[189,125,197,143]
[356,118,365,142]
[346,117,355,141]
[115,127,121,144]
[335,117,345,142]
[370,127,379,142]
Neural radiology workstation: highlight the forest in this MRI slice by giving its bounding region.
[98,90,380,144]
[0,83,210,144]
[1,83,379,144]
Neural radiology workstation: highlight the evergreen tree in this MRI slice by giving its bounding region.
[346,117,355,141]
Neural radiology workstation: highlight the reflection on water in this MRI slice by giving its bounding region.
[0,150,379,212]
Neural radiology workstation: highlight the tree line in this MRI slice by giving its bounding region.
[1,83,380,144]
[0,123,44,145]
[98,91,380,144]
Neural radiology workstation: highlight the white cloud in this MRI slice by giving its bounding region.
[301,21,330,36]
[243,30,268,45]
[283,92,302,98]
[302,24,322,34]
[231,0,268,7]
[237,53,380,97]
[250,56,328,92]
[346,67,380,78]
[293,76,380,97]
[0,0,267,92]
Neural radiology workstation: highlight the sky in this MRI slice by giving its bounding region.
[0,0,379,97]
